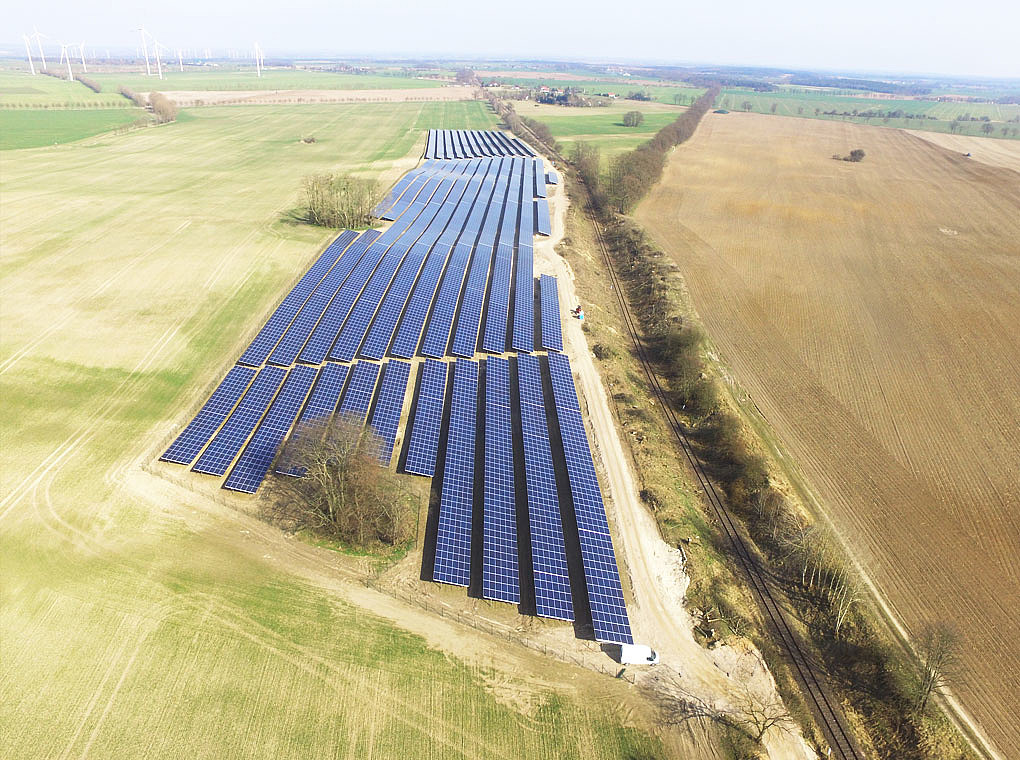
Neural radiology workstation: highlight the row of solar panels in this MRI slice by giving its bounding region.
[234,158,553,371]
[162,359,411,494]
[409,353,632,645]
[374,156,548,221]
[424,129,535,160]
[162,271,563,493]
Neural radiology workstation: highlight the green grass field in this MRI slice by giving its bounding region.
[0,99,665,757]
[0,69,131,107]
[521,101,688,161]
[0,108,144,149]
[718,88,1020,138]
[86,68,446,92]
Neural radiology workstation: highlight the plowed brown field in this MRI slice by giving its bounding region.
[636,112,1020,759]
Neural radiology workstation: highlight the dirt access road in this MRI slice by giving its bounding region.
[637,111,1020,759]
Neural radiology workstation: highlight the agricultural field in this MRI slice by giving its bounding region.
[636,111,1020,759]
[716,88,1020,138]
[86,68,445,92]
[0,69,130,107]
[521,100,688,160]
[0,107,144,149]
[1,98,682,758]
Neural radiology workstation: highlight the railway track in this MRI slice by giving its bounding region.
[585,212,865,759]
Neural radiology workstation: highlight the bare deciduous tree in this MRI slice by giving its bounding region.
[912,622,959,713]
[731,686,794,743]
[303,173,379,229]
[263,415,416,547]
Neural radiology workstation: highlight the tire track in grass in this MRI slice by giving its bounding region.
[0,220,191,377]
[1,320,182,523]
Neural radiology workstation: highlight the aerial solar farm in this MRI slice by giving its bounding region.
[159,129,634,646]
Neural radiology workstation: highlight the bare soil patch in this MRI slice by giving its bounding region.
[637,111,1020,759]
[905,130,1020,173]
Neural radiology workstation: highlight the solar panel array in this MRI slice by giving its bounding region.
[516,353,574,621]
[404,360,448,476]
[425,129,535,159]
[161,130,635,645]
[223,365,319,493]
[366,360,411,465]
[481,357,519,604]
[547,353,634,644]
[193,366,287,477]
[433,359,477,587]
[538,274,563,352]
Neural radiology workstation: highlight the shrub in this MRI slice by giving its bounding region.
[74,74,102,93]
[622,110,645,127]
[148,92,178,123]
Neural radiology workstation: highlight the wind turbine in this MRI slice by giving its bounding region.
[78,41,87,72]
[23,34,36,75]
[177,47,184,72]
[58,43,73,80]
[254,42,263,77]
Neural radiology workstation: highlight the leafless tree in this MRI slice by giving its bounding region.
[731,686,794,743]
[262,415,416,547]
[912,623,959,713]
[303,173,379,229]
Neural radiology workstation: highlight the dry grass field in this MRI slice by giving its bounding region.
[636,112,1020,758]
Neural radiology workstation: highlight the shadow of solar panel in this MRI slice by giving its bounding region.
[539,274,563,352]
[161,365,257,465]
[546,354,633,644]
[404,359,448,476]
[193,365,287,477]
[433,359,478,587]
[275,362,350,477]
[337,361,380,422]
[223,365,319,494]
[367,360,411,465]
[516,353,574,621]
[238,230,358,367]
[482,357,519,604]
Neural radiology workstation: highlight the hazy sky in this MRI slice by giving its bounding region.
[7,0,1020,79]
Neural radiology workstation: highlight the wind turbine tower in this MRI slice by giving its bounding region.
[78,42,87,72]
[59,43,73,80]
[138,27,151,76]
[23,34,36,75]
[34,28,47,70]
[254,43,264,77]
